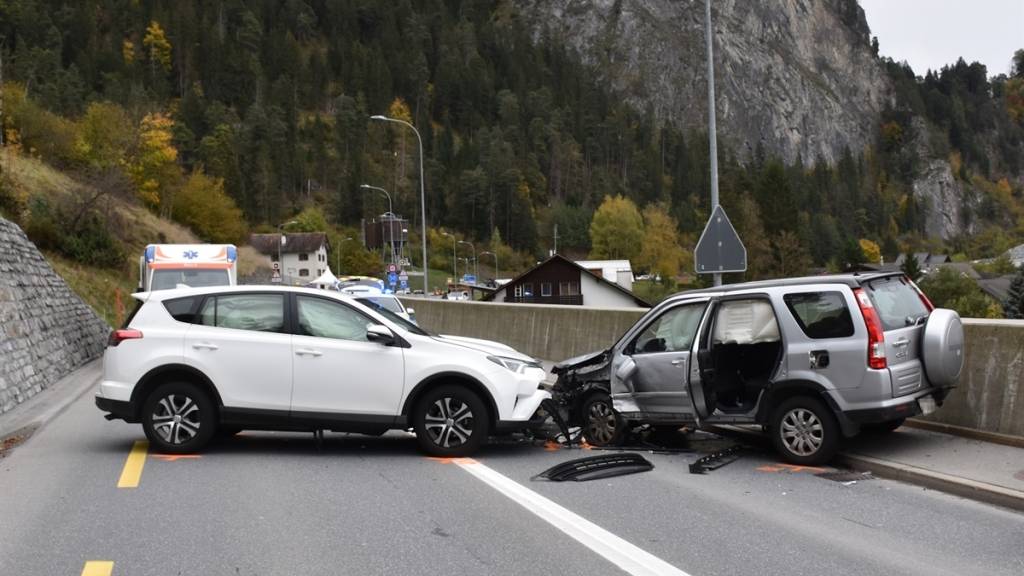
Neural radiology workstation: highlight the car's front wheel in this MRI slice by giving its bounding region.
[580,391,625,446]
[412,385,489,457]
[141,382,216,454]
[769,396,839,465]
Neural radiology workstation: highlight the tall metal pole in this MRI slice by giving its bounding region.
[459,241,475,282]
[370,115,427,294]
[442,232,456,284]
[705,0,722,287]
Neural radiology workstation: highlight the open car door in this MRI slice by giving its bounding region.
[690,297,783,424]
[609,298,710,424]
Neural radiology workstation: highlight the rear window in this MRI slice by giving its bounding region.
[863,276,929,331]
[122,300,143,328]
[163,296,199,323]
[784,292,855,339]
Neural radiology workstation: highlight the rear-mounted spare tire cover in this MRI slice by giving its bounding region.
[922,308,964,387]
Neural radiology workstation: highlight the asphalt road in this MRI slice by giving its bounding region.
[1,383,1023,576]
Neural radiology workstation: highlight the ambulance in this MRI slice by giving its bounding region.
[138,244,238,292]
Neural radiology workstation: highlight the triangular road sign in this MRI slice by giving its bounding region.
[695,205,746,274]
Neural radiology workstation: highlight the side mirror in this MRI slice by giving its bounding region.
[406,307,415,315]
[366,324,395,345]
[614,357,637,381]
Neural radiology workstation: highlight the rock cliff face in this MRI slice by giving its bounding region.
[0,217,110,415]
[521,0,891,164]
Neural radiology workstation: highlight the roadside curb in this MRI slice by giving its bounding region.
[0,359,102,442]
[904,419,1024,450]
[709,424,1024,513]
[835,452,1024,513]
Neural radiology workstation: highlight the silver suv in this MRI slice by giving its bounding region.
[551,273,964,464]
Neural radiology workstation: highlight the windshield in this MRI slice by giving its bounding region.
[356,298,433,336]
[151,269,230,291]
[356,296,404,314]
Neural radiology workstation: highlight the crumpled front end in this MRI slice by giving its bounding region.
[550,349,612,412]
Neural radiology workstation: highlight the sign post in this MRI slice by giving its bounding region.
[694,205,746,276]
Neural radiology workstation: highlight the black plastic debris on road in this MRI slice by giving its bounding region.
[533,453,654,482]
[688,445,743,474]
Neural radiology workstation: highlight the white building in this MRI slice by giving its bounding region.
[250,232,330,285]
[574,259,634,291]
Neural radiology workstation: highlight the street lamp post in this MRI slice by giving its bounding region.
[360,184,394,265]
[458,240,475,282]
[337,237,354,274]
[442,232,457,284]
[480,251,498,283]
[370,114,427,294]
[277,220,298,283]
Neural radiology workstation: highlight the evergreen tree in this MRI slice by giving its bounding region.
[901,251,923,282]
[1005,268,1024,320]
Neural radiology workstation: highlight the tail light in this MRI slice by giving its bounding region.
[907,277,934,311]
[853,288,887,369]
[108,329,143,347]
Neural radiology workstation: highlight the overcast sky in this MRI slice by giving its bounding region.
[860,0,1023,77]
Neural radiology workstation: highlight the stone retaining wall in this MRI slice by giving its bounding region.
[0,217,110,415]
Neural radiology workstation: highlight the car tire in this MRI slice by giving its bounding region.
[769,396,839,465]
[861,418,905,434]
[580,392,625,447]
[141,381,216,454]
[412,385,489,457]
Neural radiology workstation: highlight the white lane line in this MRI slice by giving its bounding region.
[455,458,692,576]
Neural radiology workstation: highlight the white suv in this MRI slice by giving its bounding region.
[96,286,549,456]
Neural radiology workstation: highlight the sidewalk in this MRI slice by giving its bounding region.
[0,359,102,441]
[838,425,1024,512]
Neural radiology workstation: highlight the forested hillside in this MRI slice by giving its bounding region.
[0,0,1022,292]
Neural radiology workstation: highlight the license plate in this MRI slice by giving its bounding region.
[918,395,937,415]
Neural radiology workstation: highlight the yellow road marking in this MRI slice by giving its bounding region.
[117,440,149,488]
[81,560,114,576]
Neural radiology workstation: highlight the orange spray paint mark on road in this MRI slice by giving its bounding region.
[756,463,827,474]
[151,454,203,462]
[426,456,477,465]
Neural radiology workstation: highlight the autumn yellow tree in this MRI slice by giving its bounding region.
[143,21,172,75]
[859,238,882,264]
[74,102,133,171]
[129,113,179,214]
[172,171,246,243]
[386,97,413,123]
[589,195,644,261]
[636,203,685,281]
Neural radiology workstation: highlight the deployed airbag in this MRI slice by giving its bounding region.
[713,300,780,344]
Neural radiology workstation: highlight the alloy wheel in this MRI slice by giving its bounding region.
[780,408,823,456]
[424,397,475,448]
[150,394,202,445]
[587,400,618,444]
